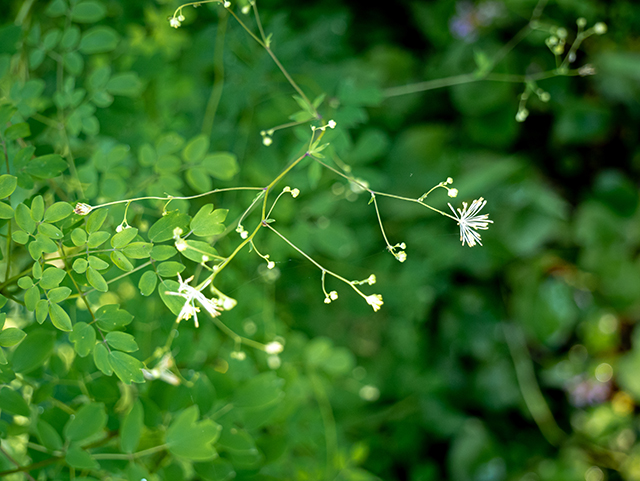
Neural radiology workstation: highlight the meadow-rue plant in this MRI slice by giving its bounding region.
[0,0,615,478]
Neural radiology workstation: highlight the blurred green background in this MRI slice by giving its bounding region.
[2,0,640,479]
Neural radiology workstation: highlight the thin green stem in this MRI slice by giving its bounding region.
[384,0,551,99]
[502,323,565,446]
[202,10,228,136]
[89,187,263,211]
[308,368,337,480]
[1,135,11,282]
[311,156,457,221]
[91,444,168,460]
[226,7,316,113]
[264,223,372,303]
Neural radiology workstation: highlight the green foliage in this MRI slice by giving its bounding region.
[0,0,636,480]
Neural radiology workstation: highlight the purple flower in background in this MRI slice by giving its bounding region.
[565,375,611,407]
[450,1,506,42]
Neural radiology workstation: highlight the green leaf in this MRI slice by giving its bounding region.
[44,201,73,222]
[49,303,72,331]
[0,327,26,347]
[0,202,14,219]
[87,266,108,292]
[38,222,64,239]
[148,211,190,243]
[185,166,212,193]
[40,267,66,289]
[151,245,177,261]
[138,271,157,297]
[156,261,185,278]
[156,132,184,156]
[12,230,29,244]
[48,286,72,303]
[233,372,284,408]
[65,446,99,470]
[111,227,138,248]
[35,299,49,324]
[93,343,112,375]
[108,351,144,384]
[32,262,42,280]
[110,250,134,271]
[5,122,31,141]
[106,72,142,96]
[0,387,30,416]
[87,231,110,248]
[24,154,67,179]
[95,304,133,331]
[190,204,227,237]
[71,228,87,246]
[60,25,81,51]
[69,322,96,357]
[86,208,107,233]
[24,285,41,311]
[202,152,239,180]
[35,233,58,254]
[46,0,68,17]
[73,258,88,274]
[15,203,36,233]
[65,402,107,442]
[36,419,63,451]
[183,134,210,163]
[31,196,45,221]
[105,331,138,352]
[71,0,106,23]
[166,406,221,461]
[0,174,17,199]
[138,143,155,166]
[17,276,33,289]
[79,26,119,54]
[122,242,152,259]
[12,145,35,170]
[180,240,219,264]
[12,329,55,374]
[120,400,144,454]
[158,280,185,316]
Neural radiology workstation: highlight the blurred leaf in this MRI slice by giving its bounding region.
[166,406,221,461]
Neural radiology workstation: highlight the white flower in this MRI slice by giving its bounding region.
[367,274,376,285]
[447,188,458,198]
[170,17,181,28]
[327,120,336,129]
[365,294,384,312]
[396,251,407,263]
[267,261,275,269]
[329,290,338,300]
[74,203,93,216]
[142,354,180,385]
[165,274,221,327]
[290,188,300,198]
[175,238,188,252]
[265,341,284,354]
[262,136,273,146]
[448,197,493,247]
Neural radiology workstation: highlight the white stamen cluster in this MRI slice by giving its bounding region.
[165,274,221,327]
[448,198,493,247]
